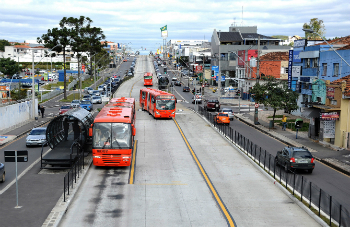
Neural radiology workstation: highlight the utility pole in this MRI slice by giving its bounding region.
[218,30,221,101]
[254,36,260,125]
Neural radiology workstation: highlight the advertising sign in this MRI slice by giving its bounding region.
[326,87,335,99]
[323,121,335,138]
[288,50,293,89]
[195,65,203,72]
[212,66,219,72]
[294,39,307,48]
[292,66,301,77]
[321,112,339,120]
[238,50,245,66]
[293,50,302,63]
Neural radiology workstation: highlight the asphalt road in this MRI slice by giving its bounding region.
[161,65,350,215]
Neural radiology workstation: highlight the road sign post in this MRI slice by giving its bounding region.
[4,150,28,208]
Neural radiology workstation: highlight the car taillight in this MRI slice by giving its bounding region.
[311,158,315,163]
[290,157,296,163]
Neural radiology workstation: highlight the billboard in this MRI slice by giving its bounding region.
[293,50,301,63]
[292,66,301,77]
[294,39,307,48]
[288,50,293,89]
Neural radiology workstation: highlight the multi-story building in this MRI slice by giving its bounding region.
[210,25,290,89]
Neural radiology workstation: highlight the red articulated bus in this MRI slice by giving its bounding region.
[143,72,153,86]
[139,88,176,118]
[90,106,136,167]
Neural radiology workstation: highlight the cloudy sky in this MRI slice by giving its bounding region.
[0,0,349,53]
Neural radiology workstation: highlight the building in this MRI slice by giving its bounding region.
[210,25,290,90]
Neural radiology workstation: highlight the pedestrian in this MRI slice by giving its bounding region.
[282,115,287,131]
[40,105,45,118]
[38,104,41,115]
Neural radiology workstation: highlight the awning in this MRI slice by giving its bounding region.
[301,108,320,118]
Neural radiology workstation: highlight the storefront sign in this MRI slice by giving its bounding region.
[294,39,307,48]
[320,112,339,120]
[288,50,293,89]
[326,87,335,99]
[323,121,335,138]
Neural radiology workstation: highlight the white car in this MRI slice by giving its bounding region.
[172,77,177,81]
[71,100,80,108]
[91,95,102,104]
[98,85,105,91]
[222,108,234,120]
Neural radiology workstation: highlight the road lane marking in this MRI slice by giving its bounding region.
[128,140,138,184]
[173,118,236,227]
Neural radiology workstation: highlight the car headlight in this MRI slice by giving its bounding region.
[171,112,175,115]
[155,111,160,115]
[93,156,101,159]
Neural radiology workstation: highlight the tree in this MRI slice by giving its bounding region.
[0,58,17,77]
[0,39,11,51]
[250,76,299,123]
[37,18,76,99]
[303,18,326,40]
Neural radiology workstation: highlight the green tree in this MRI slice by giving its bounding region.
[0,58,17,77]
[0,39,11,51]
[250,76,299,123]
[303,18,326,40]
[37,18,76,99]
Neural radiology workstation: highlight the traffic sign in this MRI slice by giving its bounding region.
[4,150,28,162]
[255,103,259,108]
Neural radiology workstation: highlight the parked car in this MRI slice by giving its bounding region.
[91,95,102,104]
[98,85,105,91]
[183,86,190,92]
[70,100,80,108]
[174,81,181,86]
[0,162,5,183]
[59,105,72,115]
[275,147,315,173]
[128,71,133,76]
[26,127,47,147]
[214,113,230,125]
[222,108,234,120]
[79,100,93,111]
[192,94,202,104]
[172,77,177,81]
[205,99,220,111]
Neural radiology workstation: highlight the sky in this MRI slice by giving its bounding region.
[0,0,349,54]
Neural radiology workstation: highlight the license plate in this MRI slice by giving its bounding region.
[299,160,308,163]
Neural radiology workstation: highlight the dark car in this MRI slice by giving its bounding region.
[275,147,315,173]
[204,83,209,87]
[174,81,181,86]
[183,86,190,92]
[0,162,5,183]
[205,99,220,111]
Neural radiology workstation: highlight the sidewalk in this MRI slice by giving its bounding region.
[219,97,350,175]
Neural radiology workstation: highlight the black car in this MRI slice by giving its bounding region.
[174,81,181,86]
[275,147,315,173]
[183,86,190,92]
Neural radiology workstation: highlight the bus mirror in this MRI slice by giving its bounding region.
[89,128,93,137]
[132,127,136,136]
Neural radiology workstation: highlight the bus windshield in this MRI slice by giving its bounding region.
[156,96,175,110]
[93,123,132,149]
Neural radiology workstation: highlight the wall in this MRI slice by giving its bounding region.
[319,49,350,81]
[0,99,38,132]
[334,98,349,148]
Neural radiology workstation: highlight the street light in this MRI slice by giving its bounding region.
[31,44,61,120]
[302,28,350,67]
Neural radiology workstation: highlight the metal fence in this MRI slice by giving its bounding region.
[198,105,350,227]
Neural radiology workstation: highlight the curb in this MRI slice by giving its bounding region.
[235,115,350,177]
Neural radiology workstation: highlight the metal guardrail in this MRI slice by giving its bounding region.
[198,105,350,227]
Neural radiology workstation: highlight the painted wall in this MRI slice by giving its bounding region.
[0,99,38,132]
[319,49,350,81]
[335,98,349,148]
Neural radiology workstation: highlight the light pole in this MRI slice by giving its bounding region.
[31,44,61,119]
[200,53,205,96]
[302,28,350,67]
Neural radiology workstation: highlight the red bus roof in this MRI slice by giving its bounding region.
[94,107,134,124]
[109,97,135,104]
[143,72,153,77]
[140,88,175,98]
[104,102,134,108]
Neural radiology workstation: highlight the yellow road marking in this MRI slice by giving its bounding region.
[129,140,138,184]
[173,118,236,227]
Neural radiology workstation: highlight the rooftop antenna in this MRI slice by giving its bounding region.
[241,6,243,26]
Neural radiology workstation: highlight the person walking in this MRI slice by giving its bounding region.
[282,115,287,131]
[38,104,41,116]
[40,105,45,118]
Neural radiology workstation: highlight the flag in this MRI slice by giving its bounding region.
[160,25,167,31]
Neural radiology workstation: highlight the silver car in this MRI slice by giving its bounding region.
[222,108,234,120]
[92,90,100,96]
[26,127,47,147]
[91,95,102,104]
[71,100,80,108]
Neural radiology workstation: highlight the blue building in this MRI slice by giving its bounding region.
[319,46,350,81]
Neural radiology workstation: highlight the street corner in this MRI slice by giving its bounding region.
[0,135,17,145]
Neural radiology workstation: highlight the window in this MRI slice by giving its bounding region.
[331,100,337,105]
[322,63,327,76]
[313,58,318,68]
[306,59,310,68]
[333,63,339,77]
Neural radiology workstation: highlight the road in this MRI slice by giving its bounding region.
[59,55,321,227]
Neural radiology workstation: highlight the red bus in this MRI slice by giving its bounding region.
[139,88,176,118]
[144,72,153,86]
[90,106,136,166]
[109,97,136,116]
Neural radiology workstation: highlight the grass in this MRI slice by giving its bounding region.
[268,115,309,131]
[60,93,80,103]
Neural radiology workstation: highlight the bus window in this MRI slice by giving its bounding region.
[142,91,146,99]
[93,123,111,148]
[111,123,132,149]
